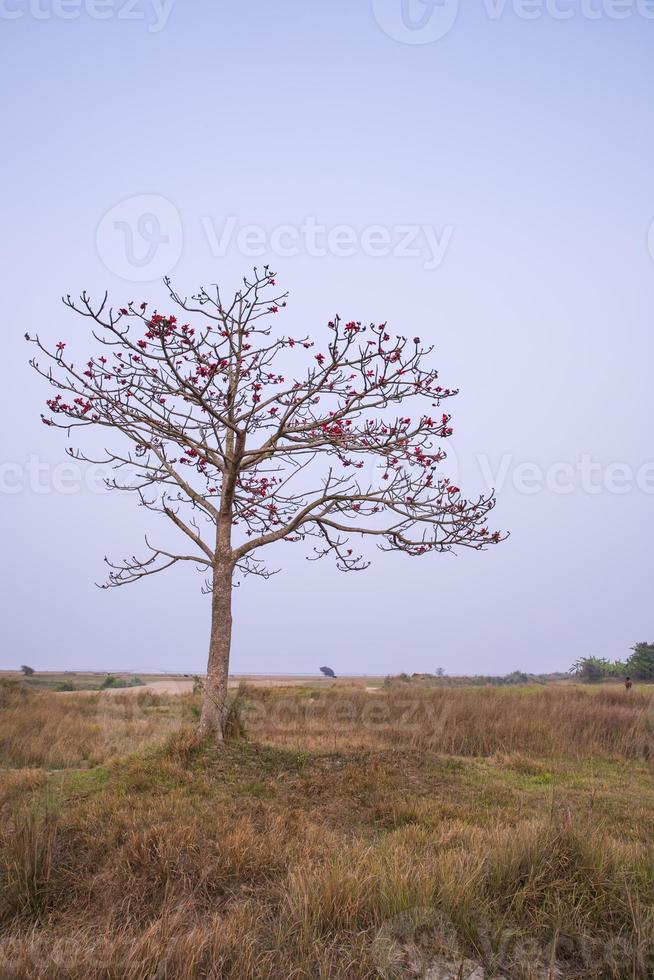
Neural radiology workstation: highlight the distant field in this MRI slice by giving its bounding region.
[0,669,582,694]
[0,671,389,693]
[1,677,653,978]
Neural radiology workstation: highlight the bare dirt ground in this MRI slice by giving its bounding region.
[56,675,385,696]
[101,680,195,696]
[104,677,385,695]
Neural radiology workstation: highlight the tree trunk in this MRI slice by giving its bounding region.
[198,560,233,741]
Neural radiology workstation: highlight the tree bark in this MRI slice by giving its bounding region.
[198,559,233,741]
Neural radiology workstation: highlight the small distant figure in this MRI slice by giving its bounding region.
[320,666,337,679]
[625,676,633,691]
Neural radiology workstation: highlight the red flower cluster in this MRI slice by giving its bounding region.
[32,268,504,590]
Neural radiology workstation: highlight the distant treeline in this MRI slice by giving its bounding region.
[384,671,569,688]
[571,643,654,683]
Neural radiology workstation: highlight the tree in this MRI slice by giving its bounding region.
[570,657,613,683]
[20,665,35,676]
[29,269,506,741]
[570,656,628,683]
[626,642,654,681]
[320,666,337,678]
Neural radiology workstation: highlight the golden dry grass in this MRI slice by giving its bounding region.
[1,679,653,978]
[0,681,197,768]
[243,682,654,758]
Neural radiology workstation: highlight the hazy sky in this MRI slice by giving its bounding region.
[2,1,653,676]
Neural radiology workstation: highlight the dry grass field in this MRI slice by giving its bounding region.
[1,678,653,978]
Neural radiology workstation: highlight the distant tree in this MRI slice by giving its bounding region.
[435,667,445,676]
[20,665,35,676]
[626,642,654,681]
[30,270,505,741]
[505,670,530,685]
[319,666,337,679]
[101,675,144,689]
[570,657,613,683]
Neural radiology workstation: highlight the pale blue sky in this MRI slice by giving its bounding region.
[2,2,653,675]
